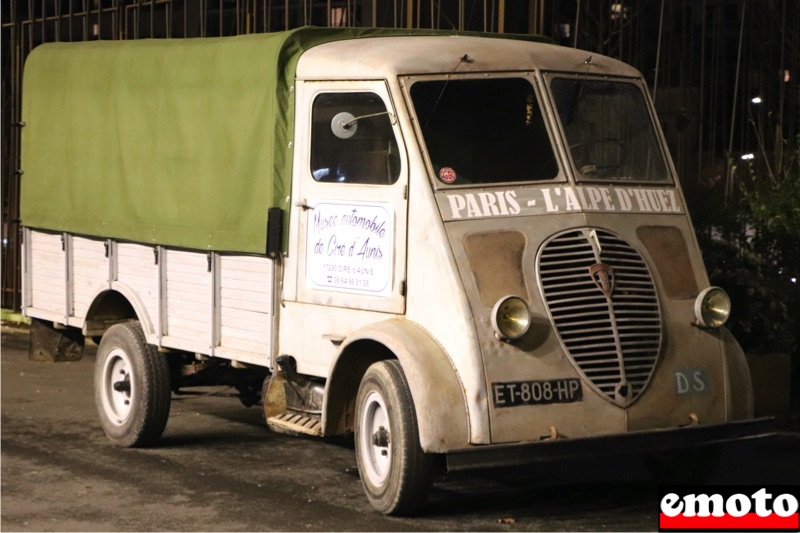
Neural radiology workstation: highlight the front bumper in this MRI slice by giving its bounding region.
[445,417,776,472]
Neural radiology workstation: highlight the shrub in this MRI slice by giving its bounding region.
[688,138,800,400]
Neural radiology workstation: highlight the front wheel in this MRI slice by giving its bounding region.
[355,360,435,515]
[94,322,171,447]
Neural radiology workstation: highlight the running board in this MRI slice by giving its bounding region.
[267,412,322,437]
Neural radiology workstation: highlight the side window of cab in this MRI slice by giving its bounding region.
[310,92,400,185]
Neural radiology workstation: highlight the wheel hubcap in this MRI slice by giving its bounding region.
[101,348,134,425]
[371,426,390,447]
[360,390,391,487]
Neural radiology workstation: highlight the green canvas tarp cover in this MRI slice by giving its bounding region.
[21,27,549,253]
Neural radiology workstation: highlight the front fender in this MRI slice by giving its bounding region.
[323,318,470,453]
[720,326,754,420]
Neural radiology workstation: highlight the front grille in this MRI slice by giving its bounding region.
[537,228,662,407]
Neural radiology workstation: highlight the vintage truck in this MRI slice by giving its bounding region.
[20,26,773,514]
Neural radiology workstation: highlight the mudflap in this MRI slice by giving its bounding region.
[28,318,85,362]
[262,365,287,420]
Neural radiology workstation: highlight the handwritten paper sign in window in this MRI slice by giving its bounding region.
[306,201,394,297]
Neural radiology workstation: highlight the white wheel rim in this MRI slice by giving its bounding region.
[100,348,135,425]
[359,390,391,487]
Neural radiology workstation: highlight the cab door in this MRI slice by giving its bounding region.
[292,80,408,316]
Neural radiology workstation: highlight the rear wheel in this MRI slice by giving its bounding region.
[94,322,171,447]
[355,360,434,515]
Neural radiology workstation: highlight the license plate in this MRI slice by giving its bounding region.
[492,378,583,408]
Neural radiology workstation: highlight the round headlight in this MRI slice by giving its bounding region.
[694,286,731,328]
[491,296,531,341]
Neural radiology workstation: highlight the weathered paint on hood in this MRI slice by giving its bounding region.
[435,186,729,444]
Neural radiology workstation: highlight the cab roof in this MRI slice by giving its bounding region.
[296,34,641,79]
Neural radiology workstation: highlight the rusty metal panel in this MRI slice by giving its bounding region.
[463,230,527,307]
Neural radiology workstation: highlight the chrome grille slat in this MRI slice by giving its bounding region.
[549,303,610,313]
[618,335,659,341]
[617,326,660,332]
[549,300,609,308]
[540,271,592,278]
[572,351,619,358]
[538,228,663,407]
[552,319,608,324]
[581,360,627,368]
[549,302,610,312]
[541,250,597,259]
[545,280,607,290]
[569,341,620,351]
[548,311,614,321]
[619,355,660,362]
[561,328,618,336]
[548,289,608,299]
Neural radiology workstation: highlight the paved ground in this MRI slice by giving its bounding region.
[2,326,799,532]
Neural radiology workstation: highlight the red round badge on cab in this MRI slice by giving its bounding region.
[439,167,457,183]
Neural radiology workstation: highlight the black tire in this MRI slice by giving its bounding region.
[354,360,435,515]
[94,322,171,447]
[643,445,722,485]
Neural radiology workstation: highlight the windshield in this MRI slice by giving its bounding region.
[409,77,559,186]
[550,77,670,182]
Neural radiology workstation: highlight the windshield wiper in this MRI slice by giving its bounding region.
[423,54,474,127]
